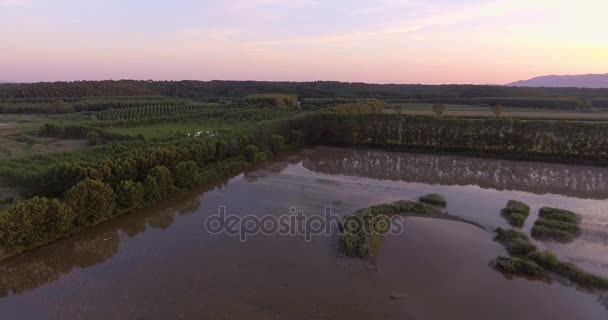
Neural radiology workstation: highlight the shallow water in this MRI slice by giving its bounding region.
[1,147,607,319]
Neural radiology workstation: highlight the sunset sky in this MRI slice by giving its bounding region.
[1,0,607,84]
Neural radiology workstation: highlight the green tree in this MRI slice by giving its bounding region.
[269,135,285,154]
[244,145,259,162]
[144,175,161,202]
[64,179,116,227]
[86,131,100,146]
[215,140,228,160]
[0,197,74,252]
[432,104,446,117]
[492,104,504,118]
[53,99,73,114]
[144,166,174,202]
[174,161,199,189]
[116,180,145,211]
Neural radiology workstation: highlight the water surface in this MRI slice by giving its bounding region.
[1,147,607,319]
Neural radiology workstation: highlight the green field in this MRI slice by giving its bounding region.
[385,103,608,121]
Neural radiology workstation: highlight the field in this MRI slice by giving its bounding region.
[2,80,608,259]
[385,103,608,121]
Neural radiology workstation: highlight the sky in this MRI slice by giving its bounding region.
[1,0,607,84]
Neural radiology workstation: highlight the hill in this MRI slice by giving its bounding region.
[508,74,608,88]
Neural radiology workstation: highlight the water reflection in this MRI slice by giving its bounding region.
[302,148,608,199]
[0,192,202,298]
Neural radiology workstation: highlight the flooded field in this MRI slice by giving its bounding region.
[1,147,607,319]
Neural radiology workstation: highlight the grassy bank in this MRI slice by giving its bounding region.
[339,196,443,259]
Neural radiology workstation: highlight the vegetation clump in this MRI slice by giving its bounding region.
[339,200,440,259]
[500,200,530,228]
[532,207,581,242]
[527,250,608,289]
[494,228,537,256]
[493,226,608,289]
[494,256,545,277]
[419,193,447,207]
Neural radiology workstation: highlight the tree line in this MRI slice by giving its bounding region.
[0,129,299,255]
[3,80,608,100]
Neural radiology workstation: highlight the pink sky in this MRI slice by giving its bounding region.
[1,0,607,84]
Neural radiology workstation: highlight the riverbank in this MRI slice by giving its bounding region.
[2,148,606,319]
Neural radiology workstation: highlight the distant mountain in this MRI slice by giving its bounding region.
[508,74,608,88]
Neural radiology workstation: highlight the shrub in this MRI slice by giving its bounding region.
[288,130,305,147]
[532,207,581,242]
[538,207,580,223]
[494,256,545,277]
[528,251,608,289]
[339,199,440,258]
[244,145,259,162]
[419,193,447,207]
[174,161,199,189]
[392,200,439,215]
[531,225,577,242]
[144,166,174,202]
[116,180,145,211]
[503,200,530,216]
[494,228,537,255]
[144,175,161,202]
[269,135,285,154]
[86,131,100,146]
[64,179,115,228]
[501,200,530,228]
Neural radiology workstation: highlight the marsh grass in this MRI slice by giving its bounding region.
[500,200,530,228]
[494,256,545,277]
[419,193,447,207]
[492,227,608,289]
[339,200,440,259]
[494,228,537,256]
[532,207,581,242]
[528,251,608,289]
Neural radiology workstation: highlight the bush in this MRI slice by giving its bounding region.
[144,166,174,202]
[0,197,74,252]
[288,130,305,147]
[494,228,537,255]
[532,207,581,242]
[528,250,608,289]
[501,200,530,228]
[538,207,580,223]
[531,225,577,242]
[339,199,440,258]
[494,256,545,277]
[392,200,439,215]
[87,131,100,146]
[269,135,285,154]
[64,179,115,228]
[116,180,145,211]
[174,161,199,189]
[419,193,447,207]
[244,145,259,162]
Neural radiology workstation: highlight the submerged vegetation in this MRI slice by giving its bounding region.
[500,200,530,227]
[494,228,537,256]
[339,200,440,259]
[493,226,608,289]
[419,193,447,207]
[532,207,581,242]
[494,256,545,277]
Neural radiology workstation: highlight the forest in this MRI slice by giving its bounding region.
[1,82,608,260]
